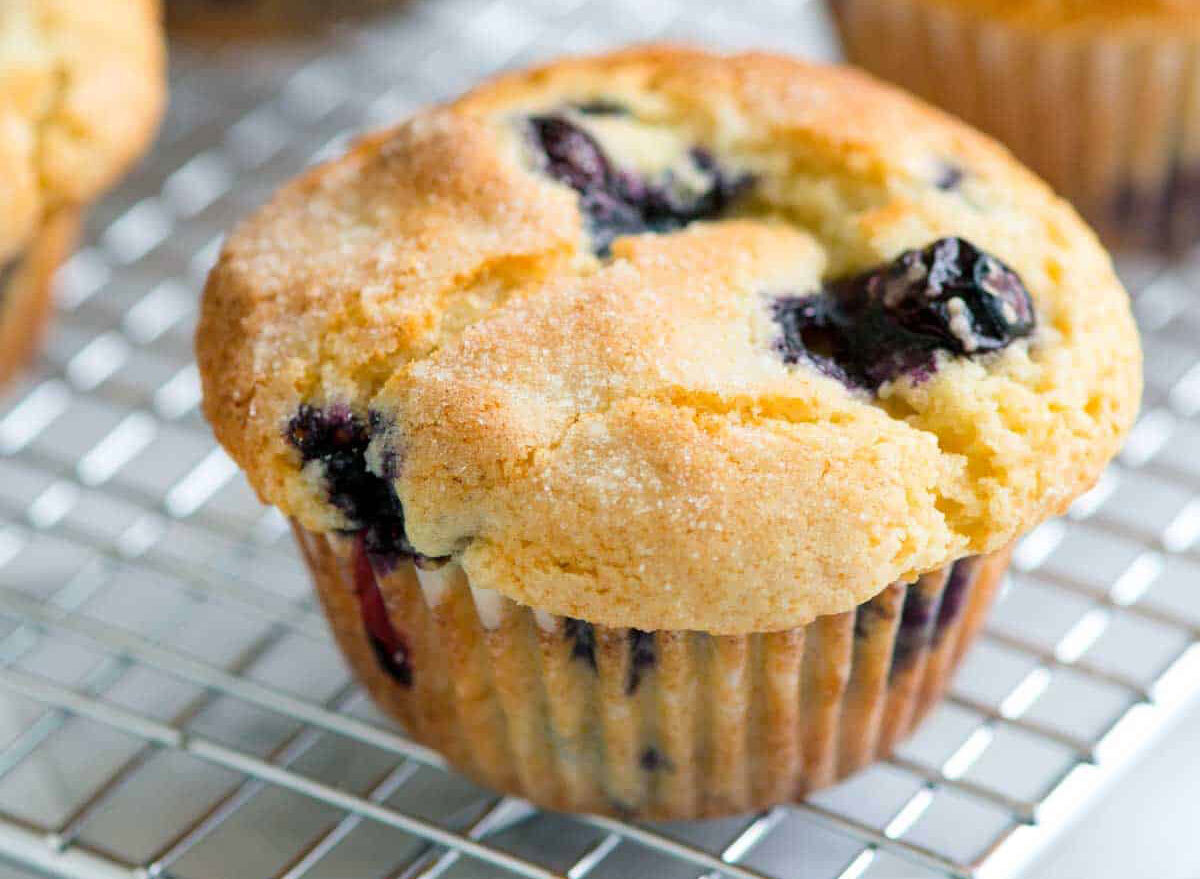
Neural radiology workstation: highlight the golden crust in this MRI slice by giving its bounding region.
[888,0,1200,31]
[197,47,1142,634]
[0,0,166,261]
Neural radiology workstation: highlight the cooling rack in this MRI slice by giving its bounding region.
[1,1,1198,877]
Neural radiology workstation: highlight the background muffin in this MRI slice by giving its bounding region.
[197,47,1141,819]
[166,0,394,40]
[0,0,166,387]
[831,0,1200,252]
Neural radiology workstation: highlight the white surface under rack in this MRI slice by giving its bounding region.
[1,1,1200,877]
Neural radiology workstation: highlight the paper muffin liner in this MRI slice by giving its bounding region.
[831,0,1200,251]
[166,0,393,40]
[294,523,1010,819]
[0,210,80,388]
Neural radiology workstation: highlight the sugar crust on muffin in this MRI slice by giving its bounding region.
[197,47,1142,634]
[0,0,166,265]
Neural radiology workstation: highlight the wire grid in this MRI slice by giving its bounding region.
[0,1,1198,877]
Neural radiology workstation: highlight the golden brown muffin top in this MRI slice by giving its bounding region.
[197,47,1141,633]
[0,0,166,262]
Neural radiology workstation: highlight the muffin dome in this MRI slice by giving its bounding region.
[197,47,1141,634]
[0,0,166,264]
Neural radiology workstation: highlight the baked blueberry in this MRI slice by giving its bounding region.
[564,618,598,670]
[640,746,672,772]
[626,629,656,694]
[936,556,978,636]
[890,589,936,672]
[286,405,423,567]
[936,162,966,192]
[527,113,752,255]
[773,237,1035,390]
[853,590,897,639]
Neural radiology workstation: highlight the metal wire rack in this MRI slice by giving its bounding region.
[0,1,1198,877]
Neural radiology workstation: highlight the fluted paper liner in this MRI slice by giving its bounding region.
[295,524,1010,819]
[832,0,1200,250]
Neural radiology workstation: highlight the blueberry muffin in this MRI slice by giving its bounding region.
[0,0,166,386]
[197,47,1141,819]
[832,0,1200,251]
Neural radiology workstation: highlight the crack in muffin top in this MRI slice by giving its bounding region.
[197,47,1142,634]
[0,0,165,263]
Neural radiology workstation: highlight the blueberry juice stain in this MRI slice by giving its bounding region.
[351,539,413,686]
[287,404,445,686]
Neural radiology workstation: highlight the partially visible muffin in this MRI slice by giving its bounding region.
[832,0,1200,251]
[0,0,166,387]
[0,212,79,386]
[198,47,1141,818]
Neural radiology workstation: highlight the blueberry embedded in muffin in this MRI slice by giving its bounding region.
[935,161,966,192]
[564,617,598,669]
[286,405,409,553]
[935,556,979,633]
[285,404,445,570]
[890,587,937,672]
[639,746,672,773]
[525,111,753,255]
[559,619,655,692]
[771,237,1036,391]
[887,556,980,673]
[625,629,656,694]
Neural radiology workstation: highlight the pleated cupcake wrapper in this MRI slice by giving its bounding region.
[294,523,1010,820]
[0,210,81,387]
[832,0,1200,250]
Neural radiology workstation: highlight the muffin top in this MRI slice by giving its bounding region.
[0,0,166,263]
[908,0,1200,31]
[198,47,1141,634]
